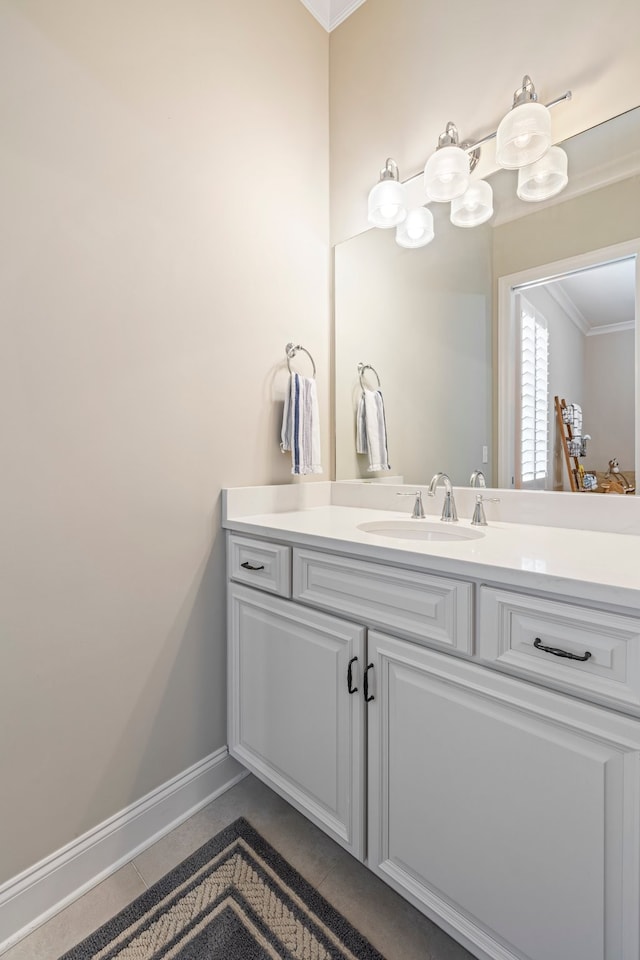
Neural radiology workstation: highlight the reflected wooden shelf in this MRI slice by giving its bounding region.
[555,396,585,492]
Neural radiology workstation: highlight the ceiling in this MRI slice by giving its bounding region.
[546,258,636,336]
[298,0,367,31]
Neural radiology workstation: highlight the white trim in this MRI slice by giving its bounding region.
[297,0,367,31]
[588,320,635,337]
[545,284,590,335]
[0,748,248,955]
[497,239,640,488]
[546,283,634,338]
[329,0,368,30]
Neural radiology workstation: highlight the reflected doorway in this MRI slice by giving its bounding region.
[498,241,640,492]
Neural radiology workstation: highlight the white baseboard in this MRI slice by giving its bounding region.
[0,747,248,954]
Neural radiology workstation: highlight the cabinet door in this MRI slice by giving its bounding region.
[367,631,640,960]
[228,583,366,858]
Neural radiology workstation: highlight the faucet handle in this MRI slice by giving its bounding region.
[396,491,425,519]
[471,494,500,527]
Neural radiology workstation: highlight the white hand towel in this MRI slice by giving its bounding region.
[281,373,323,475]
[356,388,390,472]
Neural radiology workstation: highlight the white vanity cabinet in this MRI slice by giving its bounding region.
[227,581,366,858]
[226,529,640,960]
[367,630,640,960]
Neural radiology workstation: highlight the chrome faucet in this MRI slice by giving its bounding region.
[427,472,458,522]
[469,470,486,488]
[471,493,501,526]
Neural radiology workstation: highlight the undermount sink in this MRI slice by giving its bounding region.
[357,519,485,542]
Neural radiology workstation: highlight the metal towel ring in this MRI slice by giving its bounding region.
[286,342,316,377]
[358,363,382,391]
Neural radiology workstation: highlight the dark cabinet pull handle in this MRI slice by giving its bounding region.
[364,663,375,702]
[347,657,358,694]
[241,561,265,571]
[533,637,592,662]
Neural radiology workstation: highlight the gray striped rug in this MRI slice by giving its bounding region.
[59,818,386,959]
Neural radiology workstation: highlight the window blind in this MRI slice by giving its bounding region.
[520,299,549,486]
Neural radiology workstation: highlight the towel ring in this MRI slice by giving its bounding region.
[286,342,316,377]
[358,363,381,391]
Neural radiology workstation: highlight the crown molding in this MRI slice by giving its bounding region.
[545,284,590,335]
[587,320,635,337]
[546,282,634,338]
[298,0,367,31]
[330,0,368,29]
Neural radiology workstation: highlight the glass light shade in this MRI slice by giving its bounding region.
[450,180,493,227]
[367,178,407,227]
[396,207,434,248]
[424,146,469,202]
[517,146,568,202]
[496,101,552,169]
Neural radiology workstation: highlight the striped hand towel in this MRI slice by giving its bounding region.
[281,373,323,475]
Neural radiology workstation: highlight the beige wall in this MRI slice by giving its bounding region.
[493,178,640,278]
[0,0,329,884]
[330,0,640,244]
[584,329,636,471]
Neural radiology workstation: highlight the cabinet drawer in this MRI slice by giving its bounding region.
[293,548,472,652]
[228,534,291,597]
[479,586,640,709]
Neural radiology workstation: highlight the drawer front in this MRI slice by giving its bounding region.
[228,534,291,597]
[293,548,472,652]
[479,586,640,709]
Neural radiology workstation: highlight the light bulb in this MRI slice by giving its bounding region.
[367,172,407,228]
[396,207,434,248]
[424,145,469,202]
[450,180,493,228]
[407,222,425,241]
[496,99,552,169]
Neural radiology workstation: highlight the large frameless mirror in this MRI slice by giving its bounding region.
[334,107,640,494]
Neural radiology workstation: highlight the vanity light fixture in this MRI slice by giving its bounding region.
[516,145,569,202]
[424,123,479,202]
[367,158,408,228]
[396,206,435,248]
[366,76,571,249]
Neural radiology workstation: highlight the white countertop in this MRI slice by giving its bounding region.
[223,503,640,610]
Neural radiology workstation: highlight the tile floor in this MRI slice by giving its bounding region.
[3,774,475,960]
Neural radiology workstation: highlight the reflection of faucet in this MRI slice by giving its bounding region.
[469,470,486,488]
[427,472,458,522]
